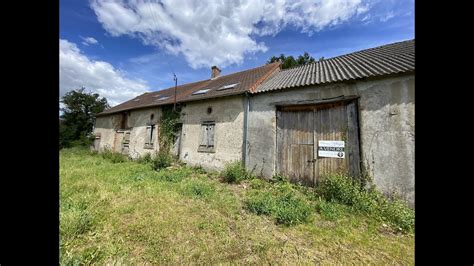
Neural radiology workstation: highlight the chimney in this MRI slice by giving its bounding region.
[211,66,221,79]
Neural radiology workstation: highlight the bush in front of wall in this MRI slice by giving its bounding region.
[152,150,173,171]
[220,161,251,183]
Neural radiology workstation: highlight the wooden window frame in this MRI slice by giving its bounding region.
[144,122,156,150]
[198,121,215,153]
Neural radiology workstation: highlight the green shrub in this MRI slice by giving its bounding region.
[317,174,414,232]
[100,148,127,163]
[317,173,361,206]
[273,191,312,226]
[378,198,415,232]
[221,161,250,183]
[152,150,173,171]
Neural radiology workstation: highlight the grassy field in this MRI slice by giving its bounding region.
[60,147,414,264]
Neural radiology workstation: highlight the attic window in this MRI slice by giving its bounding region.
[192,89,210,95]
[155,96,170,101]
[217,82,239,91]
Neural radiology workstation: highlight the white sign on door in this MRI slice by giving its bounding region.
[318,140,345,158]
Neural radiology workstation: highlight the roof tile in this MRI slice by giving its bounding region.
[255,39,414,93]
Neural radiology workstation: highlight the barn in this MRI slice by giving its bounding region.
[93,39,415,206]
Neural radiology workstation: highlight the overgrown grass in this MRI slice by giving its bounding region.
[100,148,128,163]
[60,147,414,264]
[154,166,194,182]
[245,182,313,226]
[181,179,216,199]
[317,173,414,232]
[136,152,153,165]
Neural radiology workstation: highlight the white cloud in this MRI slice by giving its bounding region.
[60,39,149,106]
[90,0,371,69]
[380,11,395,22]
[81,36,99,46]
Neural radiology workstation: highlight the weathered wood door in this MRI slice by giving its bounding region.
[276,100,361,186]
[113,130,131,154]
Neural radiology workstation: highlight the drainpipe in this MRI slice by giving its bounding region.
[242,92,250,168]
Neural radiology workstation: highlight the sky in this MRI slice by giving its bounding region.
[60,0,414,107]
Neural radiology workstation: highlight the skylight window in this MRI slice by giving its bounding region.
[152,95,161,98]
[133,99,141,102]
[192,89,210,95]
[155,96,170,101]
[217,82,239,91]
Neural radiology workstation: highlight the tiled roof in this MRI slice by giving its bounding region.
[254,39,414,93]
[98,62,281,116]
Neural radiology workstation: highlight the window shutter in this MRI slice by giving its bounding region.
[146,126,151,144]
[123,132,130,143]
[208,124,214,147]
[150,125,155,144]
[200,124,208,147]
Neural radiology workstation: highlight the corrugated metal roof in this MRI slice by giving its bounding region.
[254,39,414,93]
[98,62,281,116]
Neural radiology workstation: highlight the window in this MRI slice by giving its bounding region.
[217,82,239,91]
[120,112,129,129]
[144,124,156,149]
[192,89,210,95]
[198,121,215,152]
[155,96,170,101]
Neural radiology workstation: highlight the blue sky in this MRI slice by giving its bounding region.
[60,0,414,106]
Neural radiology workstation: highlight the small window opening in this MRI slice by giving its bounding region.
[120,112,128,129]
[198,121,215,153]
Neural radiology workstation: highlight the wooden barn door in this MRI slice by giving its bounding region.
[276,109,315,186]
[276,100,360,186]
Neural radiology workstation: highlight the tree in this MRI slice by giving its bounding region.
[60,88,109,148]
[267,52,316,69]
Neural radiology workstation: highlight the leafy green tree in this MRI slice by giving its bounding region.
[267,52,316,69]
[60,88,109,148]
